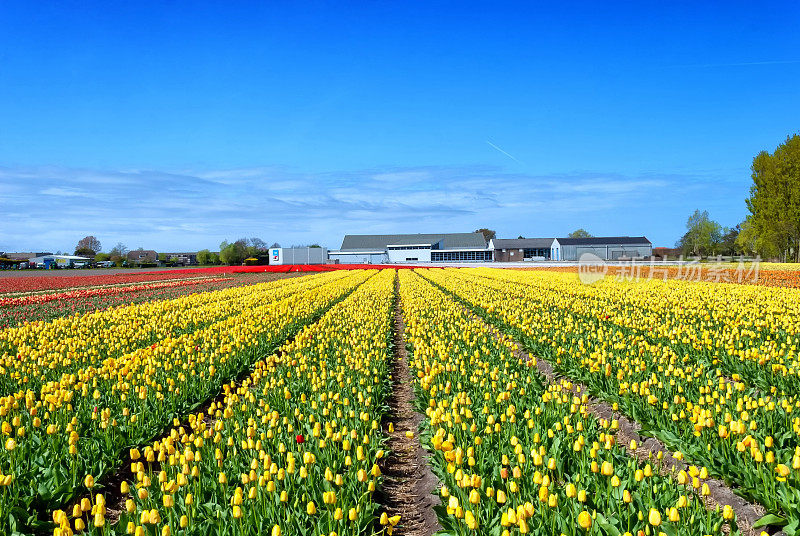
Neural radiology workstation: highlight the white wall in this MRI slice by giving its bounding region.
[270,248,327,265]
[387,248,432,263]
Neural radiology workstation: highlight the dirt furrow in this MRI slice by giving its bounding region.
[376,273,441,536]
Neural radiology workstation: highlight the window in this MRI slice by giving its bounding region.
[405,257,418,261]
[431,251,492,262]
[523,248,550,259]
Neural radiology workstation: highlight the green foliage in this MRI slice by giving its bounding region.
[196,249,211,265]
[677,210,723,257]
[73,247,95,257]
[218,238,268,265]
[745,134,800,262]
[568,228,593,238]
[719,225,740,256]
[219,239,247,265]
[94,252,110,262]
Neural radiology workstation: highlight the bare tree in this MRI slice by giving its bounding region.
[249,237,268,251]
[109,242,129,257]
[75,236,101,256]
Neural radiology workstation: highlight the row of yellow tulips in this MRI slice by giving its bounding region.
[1,270,371,535]
[424,268,800,533]
[400,269,733,535]
[52,269,396,536]
[473,268,800,394]
[0,272,347,395]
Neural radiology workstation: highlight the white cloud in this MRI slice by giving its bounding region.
[40,187,91,197]
[0,164,741,252]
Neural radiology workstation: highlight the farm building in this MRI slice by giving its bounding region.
[490,238,557,261]
[331,233,491,263]
[269,247,328,265]
[28,254,91,268]
[553,236,652,261]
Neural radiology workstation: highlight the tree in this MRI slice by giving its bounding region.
[308,244,322,248]
[95,252,110,262]
[677,210,722,257]
[74,247,95,257]
[109,243,129,257]
[219,239,248,265]
[248,238,268,251]
[158,252,167,263]
[568,229,593,239]
[270,242,281,248]
[474,228,496,242]
[197,249,211,265]
[209,252,220,265]
[736,218,762,256]
[719,225,741,256]
[517,235,525,239]
[75,236,101,256]
[745,134,800,262]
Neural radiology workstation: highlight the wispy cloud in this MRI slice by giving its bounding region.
[0,164,742,252]
[668,59,800,68]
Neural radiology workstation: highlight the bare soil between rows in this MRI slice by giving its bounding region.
[375,274,441,536]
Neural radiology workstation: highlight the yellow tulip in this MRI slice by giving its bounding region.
[577,510,592,530]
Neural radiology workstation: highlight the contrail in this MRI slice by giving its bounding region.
[486,139,522,164]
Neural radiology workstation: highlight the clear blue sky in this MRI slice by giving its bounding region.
[1,1,798,252]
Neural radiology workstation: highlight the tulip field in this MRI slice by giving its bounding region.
[2,266,798,535]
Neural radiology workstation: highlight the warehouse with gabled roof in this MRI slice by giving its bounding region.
[553,236,652,261]
[331,232,491,263]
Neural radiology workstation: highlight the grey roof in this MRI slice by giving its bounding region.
[4,252,49,260]
[557,236,651,246]
[340,233,487,252]
[492,238,555,249]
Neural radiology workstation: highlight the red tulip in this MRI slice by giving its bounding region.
[296,434,305,444]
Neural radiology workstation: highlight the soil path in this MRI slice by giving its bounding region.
[376,273,442,536]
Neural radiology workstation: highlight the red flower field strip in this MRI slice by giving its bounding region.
[0,264,408,294]
[0,277,230,307]
[1,275,228,298]
[0,271,226,294]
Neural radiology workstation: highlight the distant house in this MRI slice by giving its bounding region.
[489,238,556,261]
[161,252,198,265]
[127,250,158,263]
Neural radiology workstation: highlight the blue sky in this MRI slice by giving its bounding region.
[1,1,798,252]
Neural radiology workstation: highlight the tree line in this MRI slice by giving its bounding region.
[68,237,322,266]
[677,133,800,261]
